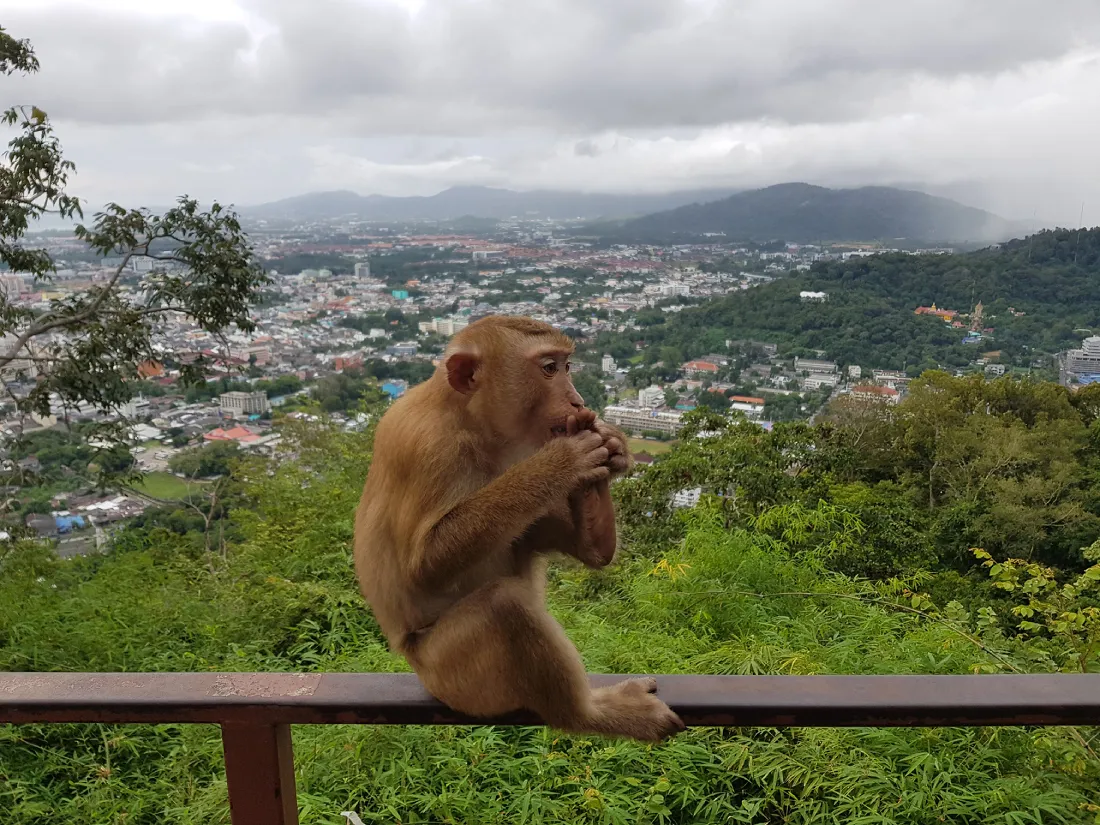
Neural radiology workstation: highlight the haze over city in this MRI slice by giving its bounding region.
[4,0,1100,225]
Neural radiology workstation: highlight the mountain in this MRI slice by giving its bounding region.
[616,183,1031,244]
[243,185,741,223]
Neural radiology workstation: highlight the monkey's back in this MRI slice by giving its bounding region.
[353,379,483,648]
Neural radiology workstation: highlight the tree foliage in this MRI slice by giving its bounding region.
[2,410,1098,822]
[589,227,1100,374]
[0,26,268,449]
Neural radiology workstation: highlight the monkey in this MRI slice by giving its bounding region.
[354,315,684,742]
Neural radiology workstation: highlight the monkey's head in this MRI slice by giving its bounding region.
[443,315,590,449]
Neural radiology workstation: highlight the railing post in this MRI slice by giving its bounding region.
[221,722,299,825]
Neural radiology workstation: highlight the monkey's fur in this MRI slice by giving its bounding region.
[354,315,683,741]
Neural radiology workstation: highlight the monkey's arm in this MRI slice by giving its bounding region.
[522,480,618,567]
[410,441,601,588]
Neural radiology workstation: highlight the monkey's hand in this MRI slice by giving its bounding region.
[591,418,633,478]
[551,420,610,487]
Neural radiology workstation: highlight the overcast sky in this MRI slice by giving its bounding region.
[4,0,1100,224]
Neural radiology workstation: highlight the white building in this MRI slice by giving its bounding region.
[219,391,271,417]
[354,262,371,278]
[638,385,665,408]
[419,317,470,336]
[672,487,702,508]
[119,395,152,419]
[803,373,840,390]
[847,365,862,380]
[602,354,617,374]
[799,291,828,302]
[603,405,683,436]
[1065,336,1100,376]
[728,395,766,419]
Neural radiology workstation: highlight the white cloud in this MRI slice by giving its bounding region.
[2,0,1099,223]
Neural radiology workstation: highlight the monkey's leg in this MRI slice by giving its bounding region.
[406,578,683,742]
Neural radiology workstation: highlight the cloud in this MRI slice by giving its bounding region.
[2,0,1099,222]
[10,0,1100,131]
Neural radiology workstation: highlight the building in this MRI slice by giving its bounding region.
[218,391,271,417]
[230,344,271,366]
[851,385,901,405]
[119,395,152,419]
[386,343,418,358]
[985,363,1006,376]
[603,405,684,436]
[601,354,617,374]
[799,291,828,302]
[354,262,371,278]
[794,357,837,375]
[729,395,766,419]
[671,487,702,509]
[871,369,909,389]
[682,360,719,377]
[803,373,840,390]
[204,425,263,444]
[391,289,409,300]
[419,317,470,336]
[638,385,665,408]
[847,365,862,380]
[333,352,365,371]
[1065,336,1100,377]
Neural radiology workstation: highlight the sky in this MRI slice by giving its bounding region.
[4,0,1100,224]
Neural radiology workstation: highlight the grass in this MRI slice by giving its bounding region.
[132,471,204,501]
[628,436,677,455]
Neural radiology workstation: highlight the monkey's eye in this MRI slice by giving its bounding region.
[564,361,572,373]
[542,362,558,377]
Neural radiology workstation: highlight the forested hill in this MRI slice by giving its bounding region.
[615,183,1027,244]
[597,227,1100,372]
[244,185,740,222]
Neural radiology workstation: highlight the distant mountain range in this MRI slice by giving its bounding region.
[242,185,741,223]
[616,183,1035,244]
[243,182,1041,244]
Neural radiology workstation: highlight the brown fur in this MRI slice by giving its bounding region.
[354,315,683,741]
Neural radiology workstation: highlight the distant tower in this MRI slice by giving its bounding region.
[354,261,371,278]
[971,301,984,331]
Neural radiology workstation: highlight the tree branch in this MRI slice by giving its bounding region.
[0,247,137,369]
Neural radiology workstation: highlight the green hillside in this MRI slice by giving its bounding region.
[3,387,1099,823]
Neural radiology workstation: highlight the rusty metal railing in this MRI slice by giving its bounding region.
[2,672,1099,825]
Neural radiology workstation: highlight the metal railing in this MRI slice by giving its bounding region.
[3,672,1099,825]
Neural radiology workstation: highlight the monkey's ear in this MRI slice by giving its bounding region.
[446,353,479,394]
